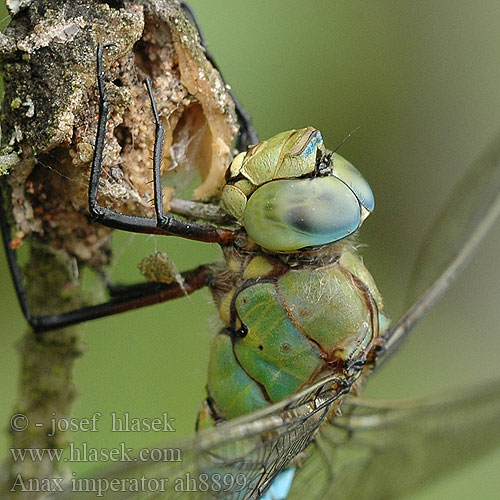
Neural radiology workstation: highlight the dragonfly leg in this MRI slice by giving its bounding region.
[3,7,257,332]
[0,198,213,334]
[88,44,237,245]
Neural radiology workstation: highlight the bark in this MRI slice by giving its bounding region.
[0,1,238,497]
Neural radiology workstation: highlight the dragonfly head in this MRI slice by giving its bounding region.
[221,127,374,252]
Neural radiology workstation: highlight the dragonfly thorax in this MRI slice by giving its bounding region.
[198,243,388,430]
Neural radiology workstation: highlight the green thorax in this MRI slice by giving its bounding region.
[197,242,387,429]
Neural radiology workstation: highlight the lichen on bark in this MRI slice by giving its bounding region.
[0,0,239,495]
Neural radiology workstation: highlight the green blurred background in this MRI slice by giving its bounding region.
[1,1,500,498]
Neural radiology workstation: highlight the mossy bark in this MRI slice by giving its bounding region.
[0,1,238,497]
[7,247,84,499]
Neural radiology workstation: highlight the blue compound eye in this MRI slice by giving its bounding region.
[331,153,375,212]
[244,176,362,252]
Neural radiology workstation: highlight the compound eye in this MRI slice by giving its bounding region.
[331,153,375,212]
[244,177,362,252]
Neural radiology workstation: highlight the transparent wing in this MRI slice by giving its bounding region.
[49,376,500,500]
[281,138,500,499]
[409,140,500,303]
[376,137,500,367]
[287,377,500,500]
[50,375,347,500]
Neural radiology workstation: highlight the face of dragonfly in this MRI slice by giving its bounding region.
[2,1,500,499]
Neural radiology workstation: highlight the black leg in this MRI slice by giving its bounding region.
[144,77,173,231]
[0,192,213,332]
[181,2,260,150]
[0,186,34,325]
[89,44,236,245]
[2,5,256,332]
[25,264,213,333]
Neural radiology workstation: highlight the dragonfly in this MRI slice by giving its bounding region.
[1,2,500,500]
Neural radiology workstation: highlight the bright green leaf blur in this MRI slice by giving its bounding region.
[1,1,500,499]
